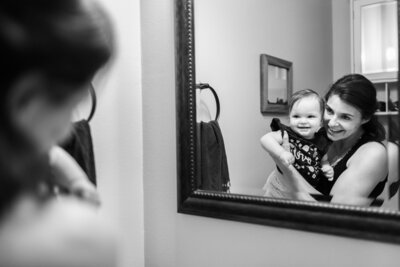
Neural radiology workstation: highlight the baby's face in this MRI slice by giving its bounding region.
[289,96,322,139]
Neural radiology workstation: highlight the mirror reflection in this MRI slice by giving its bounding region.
[195,0,399,209]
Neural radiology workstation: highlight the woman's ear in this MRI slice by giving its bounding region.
[7,72,46,124]
[8,72,45,108]
[361,117,371,125]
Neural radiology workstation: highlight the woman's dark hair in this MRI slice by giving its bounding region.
[0,0,114,209]
[325,74,386,141]
[0,0,114,102]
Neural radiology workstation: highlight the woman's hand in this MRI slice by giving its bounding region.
[279,131,294,166]
[279,151,295,167]
[68,179,101,206]
[50,146,101,206]
[281,130,290,151]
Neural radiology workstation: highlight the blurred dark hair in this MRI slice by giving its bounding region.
[325,74,386,141]
[0,0,114,102]
[0,0,114,207]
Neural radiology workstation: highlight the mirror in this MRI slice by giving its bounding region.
[175,0,400,243]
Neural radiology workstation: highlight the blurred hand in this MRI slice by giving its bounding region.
[69,180,101,207]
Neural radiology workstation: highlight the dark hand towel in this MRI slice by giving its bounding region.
[60,120,97,186]
[200,120,230,192]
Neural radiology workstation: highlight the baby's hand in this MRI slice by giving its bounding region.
[279,151,295,166]
[321,165,334,181]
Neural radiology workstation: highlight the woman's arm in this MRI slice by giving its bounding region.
[262,131,321,200]
[274,160,322,199]
[260,131,294,166]
[330,142,388,206]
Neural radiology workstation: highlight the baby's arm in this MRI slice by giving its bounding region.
[321,154,334,181]
[260,130,294,166]
[49,146,100,205]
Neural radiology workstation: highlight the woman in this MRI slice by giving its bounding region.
[0,0,116,266]
[272,74,388,206]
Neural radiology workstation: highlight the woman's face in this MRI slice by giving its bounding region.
[324,94,368,141]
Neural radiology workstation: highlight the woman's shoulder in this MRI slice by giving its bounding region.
[358,139,387,152]
[350,140,387,166]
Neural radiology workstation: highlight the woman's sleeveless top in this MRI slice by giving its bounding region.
[315,134,387,204]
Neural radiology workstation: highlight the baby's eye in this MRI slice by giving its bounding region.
[292,115,299,118]
[307,115,316,118]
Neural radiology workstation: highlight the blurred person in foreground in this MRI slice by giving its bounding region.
[0,0,117,266]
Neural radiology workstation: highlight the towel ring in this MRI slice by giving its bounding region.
[196,83,220,121]
[87,83,97,122]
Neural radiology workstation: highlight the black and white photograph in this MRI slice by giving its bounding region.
[0,0,399,266]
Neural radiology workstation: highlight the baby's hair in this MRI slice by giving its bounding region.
[289,89,324,114]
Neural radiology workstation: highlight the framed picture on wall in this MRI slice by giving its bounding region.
[260,54,293,114]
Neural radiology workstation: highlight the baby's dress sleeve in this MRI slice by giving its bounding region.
[270,118,282,132]
[270,118,292,135]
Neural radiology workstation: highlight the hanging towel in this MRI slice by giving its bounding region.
[60,119,97,186]
[200,120,230,192]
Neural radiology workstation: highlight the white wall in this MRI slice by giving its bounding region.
[142,0,400,266]
[141,0,178,264]
[332,0,352,80]
[195,0,333,190]
[90,0,144,266]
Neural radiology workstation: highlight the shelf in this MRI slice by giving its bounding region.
[373,80,398,115]
[375,111,398,116]
[366,73,398,83]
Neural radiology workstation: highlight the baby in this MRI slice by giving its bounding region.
[260,89,333,198]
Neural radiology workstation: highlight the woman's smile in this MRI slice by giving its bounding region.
[327,127,344,139]
[327,127,343,134]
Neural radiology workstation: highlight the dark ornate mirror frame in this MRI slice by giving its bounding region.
[175,0,400,243]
